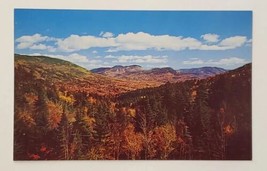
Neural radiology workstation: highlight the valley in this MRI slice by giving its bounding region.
[14,54,252,160]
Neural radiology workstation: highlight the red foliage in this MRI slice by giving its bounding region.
[29,154,40,160]
[40,145,47,152]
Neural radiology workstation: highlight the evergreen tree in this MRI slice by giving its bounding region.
[191,81,212,159]
[93,103,111,143]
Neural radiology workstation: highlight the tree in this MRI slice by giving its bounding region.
[122,124,143,159]
[93,103,111,143]
[191,81,212,159]
[150,123,176,159]
[58,108,72,160]
[46,101,63,130]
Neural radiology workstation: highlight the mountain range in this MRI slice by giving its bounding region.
[91,65,227,85]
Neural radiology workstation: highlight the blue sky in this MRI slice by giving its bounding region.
[15,10,252,70]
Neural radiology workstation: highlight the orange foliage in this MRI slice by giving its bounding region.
[47,101,63,130]
[18,111,36,128]
[151,123,176,159]
[24,92,38,105]
[88,96,97,104]
[191,90,197,98]
[110,102,116,113]
[122,124,143,159]
[224,125,234,136]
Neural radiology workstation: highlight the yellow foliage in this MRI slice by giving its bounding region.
[86,145,107,160]
[127,108,136,117]
[151,123,177,159]
[58,92,75,104]
[83,116,95,128]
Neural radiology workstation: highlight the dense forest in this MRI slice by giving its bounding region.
[14,55,251,160]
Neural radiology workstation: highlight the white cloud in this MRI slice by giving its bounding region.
[16,34,49,49]
[107,55,168,64]
[92,50,98,54]
[29,44,48,50]
[29,44,56,52]
[183,59,204,65]
[66,53,90,63]
[104,55,117,59]
[201,33,220,43]
[100,32,114,38]
[219,36,247,48]
[247,39,252,43]
[15,33,58,52]
[199,36,247,50]
[183,57,248,67]
[108,32,202,52]
[207,57,247,66]
[16,33,48,43]
[56,34,117,52]
[145,64,170,69]
[245,39,252,47]
[23,53,103,69]
[16,32,249,53]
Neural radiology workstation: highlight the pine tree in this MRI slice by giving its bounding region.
[93,103,111,143]
[58,108,71,160]
[191,81,212,159]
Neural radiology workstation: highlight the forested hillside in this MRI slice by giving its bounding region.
[14,54,251,160]
[117,63,251,160]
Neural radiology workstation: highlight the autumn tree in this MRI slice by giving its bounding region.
[122,124,143,159]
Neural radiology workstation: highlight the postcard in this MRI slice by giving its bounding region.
[14,9,252,160]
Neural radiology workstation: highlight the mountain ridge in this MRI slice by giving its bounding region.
[91,65,227,75]
[91,64,227,83]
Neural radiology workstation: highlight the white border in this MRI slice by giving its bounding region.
[1,0,267,171]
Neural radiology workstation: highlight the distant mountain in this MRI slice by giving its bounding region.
[178,67,227,76]
[91,65,143,77]
[90,67,111,73]
[149,67,177,75]
[91,65,227,84]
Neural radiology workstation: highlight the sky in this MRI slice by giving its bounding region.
[14,10,252,70]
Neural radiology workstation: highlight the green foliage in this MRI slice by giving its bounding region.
[93,103,112,143]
